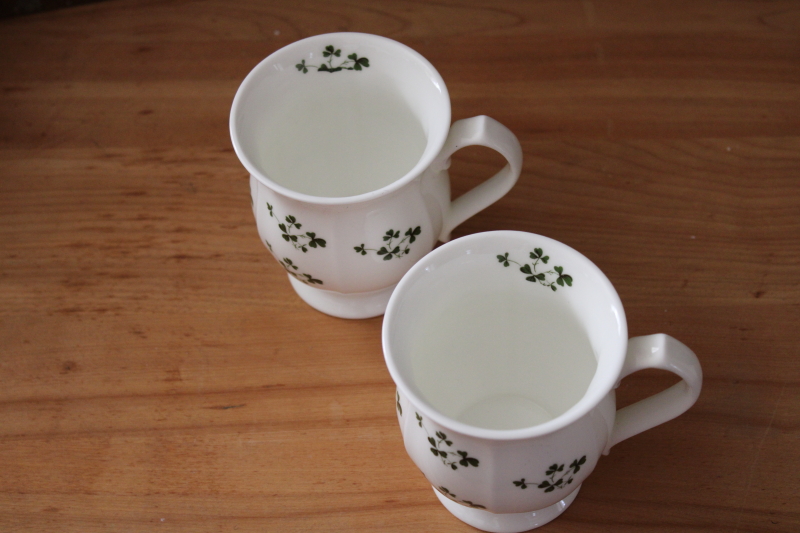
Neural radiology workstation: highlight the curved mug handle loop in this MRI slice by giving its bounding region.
[605,334,703,453]
[433,115,523,242]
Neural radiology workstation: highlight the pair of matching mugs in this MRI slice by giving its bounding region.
[231,33,702,532]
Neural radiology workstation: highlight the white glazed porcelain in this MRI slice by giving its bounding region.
[230,33,523,318]
[383,231,703,532]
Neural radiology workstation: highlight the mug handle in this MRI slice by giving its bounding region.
[605,334,703,452]
[434,116,523,242]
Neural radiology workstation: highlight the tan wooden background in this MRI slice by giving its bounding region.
[1,1,798,531]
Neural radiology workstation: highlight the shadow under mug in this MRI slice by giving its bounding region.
[230,33,522,318]
[383,231,702,532]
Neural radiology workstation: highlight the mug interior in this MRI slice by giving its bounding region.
[230,33,451,202]
[383,231,628,438]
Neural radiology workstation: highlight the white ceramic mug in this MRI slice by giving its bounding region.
[383,231,702,532]
[230,33,522,318]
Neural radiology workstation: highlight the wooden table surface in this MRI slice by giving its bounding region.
[1,1,798,531]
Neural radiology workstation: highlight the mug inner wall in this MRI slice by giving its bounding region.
[389,245,624,433]
[234,36,449,199]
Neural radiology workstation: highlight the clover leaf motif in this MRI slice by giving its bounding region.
[554,266,573,288]
[354,226,421,260]
[530,247,549,263]
[267,204,326,254]
[348,53,370,70]
[457,450,479,468]
[276,256,323,286]
[300,273,323,285]
[416,413,479,471]
[570,456,586,473]
[322,45,341,58]
[265,203,325,285]
[305,232,326,249]
[514,455,587,493]
[437,487,486,510]
[296,45,370,74]
[498,247,572,291]
[405,226,422,243]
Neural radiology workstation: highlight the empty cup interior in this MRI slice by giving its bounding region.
[384,232,627,434]
[231,33,451,199]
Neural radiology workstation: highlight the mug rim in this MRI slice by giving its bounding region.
[382,230,628,441]
[229,32,452,205]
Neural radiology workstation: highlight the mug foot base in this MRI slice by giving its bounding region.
[288,275,395,319]
[433,484,580,533]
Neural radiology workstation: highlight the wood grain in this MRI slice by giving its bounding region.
[1,1,798,531]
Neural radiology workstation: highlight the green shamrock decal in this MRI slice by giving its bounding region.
[498,248,573,291]
[416,413,480,471]
[514,455,587,492]
[354,226,421,260]
[296,45,370,73]
[437,487,486,509]
[276,256,323,286]
[267,203,327,253]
